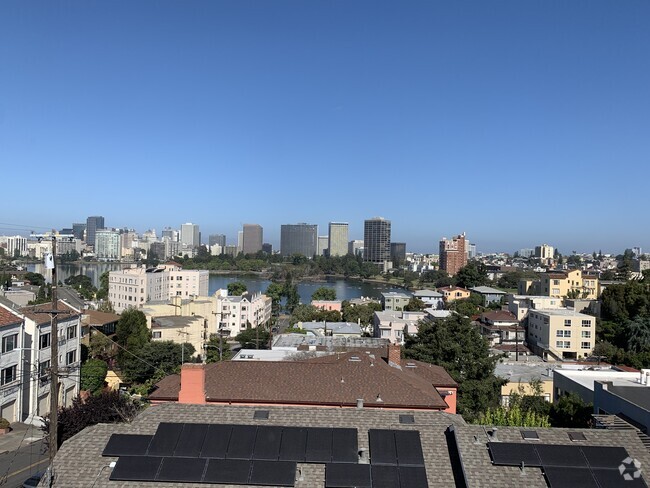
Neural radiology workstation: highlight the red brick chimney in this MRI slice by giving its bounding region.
[387,343,401,367]
[178,363,206,404]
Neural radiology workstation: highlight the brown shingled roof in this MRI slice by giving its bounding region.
[20,301,80,325]
[0,305,22,327]
[150,352,450,410]
[82,309,120,326]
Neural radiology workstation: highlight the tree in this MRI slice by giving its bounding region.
[284,284,300,313]
[311,287,336,301]
[455,262,488,289]
[96,271,110,299]
[204,333,232,363]
[89,333,113,359]
[549,393,593,428]
[115,309,150,368]
[42,390,141,450]
[121,341,194,384]
[80,359,109,394]
[236,328,270,349]
[448,294,484,317]
[227,281,247,296]
[97,300,115,314]
[25,272,45,287]
[403,314,502,420]
[265,282,284,317]
[404,297,426,312]
[476,403,550,427]
[341,301,382,326]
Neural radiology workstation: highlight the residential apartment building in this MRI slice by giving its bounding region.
[280,223,317,257]
[475,310,524,351]
[540,269,600,299]
[439,233,467,275]
[437,286,470,302]
[216,290,272,337]
[94,229,121,261]
[0,303,25,422]
[469,285,507,306]
[527,308,596,361]
[242,224,262,255]
[373,310,425,345]
[151,315,207,357]
[535,243,554,260]
[108,264,209,313]
[364,217,391,272]
[85,216,104,249]
[413,289,444,309]
[180,223,200,249]
[4,236,27,257]
[508,295,563,321]
[327,222,348,257]
[381,291,411,311]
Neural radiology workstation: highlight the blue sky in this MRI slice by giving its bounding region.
[1,1,649,254]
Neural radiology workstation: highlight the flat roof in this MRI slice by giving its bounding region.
[532,308,594,318]
[272,333,388,350]
[554,369,643,391]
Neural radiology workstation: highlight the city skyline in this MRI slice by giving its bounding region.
[2,1,649,253]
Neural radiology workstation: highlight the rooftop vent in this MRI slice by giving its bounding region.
[253,410,269,420]
[399,415,415,424]
[405,362,417,368]
[349,356,361,362]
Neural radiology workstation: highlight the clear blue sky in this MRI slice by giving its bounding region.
[2,1,649,254]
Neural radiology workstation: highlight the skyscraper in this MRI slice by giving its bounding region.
[72,223,86,241]
[280,223,318,257]
[95,229,121,260]
[317,236,329,256]
[390,242,407,265]
[242,224,263,255]
[364,217,391,271]
[181,223,200,248]
[209,234,226,247]
[328,222,349,257]
[86,216,105,249]
[439,233,467,276]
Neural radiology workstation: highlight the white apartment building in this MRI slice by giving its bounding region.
[95,229,121,261]
[526,308,595,361]
[215,289,272,337]
[21,301,82,423]
[508,295,563,321]
[1,236,28,257]
[0,303,26,422]
[373,310,425,345]
[108,264,209,313]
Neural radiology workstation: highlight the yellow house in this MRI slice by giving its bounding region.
[437,286,470,302]
[540,270,599,299]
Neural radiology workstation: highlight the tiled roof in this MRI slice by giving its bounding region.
[150,351,450,410]
[82,309,120,326]
[49,403,650,488]
[19,300,80,325]
[0,305,22,327]
[480,310,518,322]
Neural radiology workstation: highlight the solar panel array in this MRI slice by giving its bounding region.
[103,423,430,487]
[488,442,648,488]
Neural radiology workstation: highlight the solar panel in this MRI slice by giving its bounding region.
[203,459,252,484]
[147,422,184,457]
[227,425,258,460]
[398,466,429,488]
[543,466,598,488]
[369,430,397,466]
[109,456,163,481]
[249,460,297,487]
[580,446,629,469]
[488,442,540,467]
[537,444,587,468]
[394,430,424,467]
[174,423,209,457]
[331,428,358,464]
[305,427,333,463]
[102,434,152,457]
[201,424,233,458]
[371,465,400,488]
[279,427,308,462]
[592,467,648,488]
[253,426,283,460]
[325,463,371,488]
[156,457,206,482]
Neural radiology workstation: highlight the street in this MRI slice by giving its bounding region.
[0,440,48,488]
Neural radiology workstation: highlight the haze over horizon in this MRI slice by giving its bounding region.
[2,1,648,255]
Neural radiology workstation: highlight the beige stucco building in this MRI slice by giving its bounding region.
[540,269,600,299]
[527,308,595,361]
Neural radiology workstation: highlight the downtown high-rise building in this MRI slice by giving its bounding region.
[72,223,86,241]
[209,234,226,247]
[85,216,105,249]
[242,224,263,255]
[439,233,467,276]
[364,217,391,271]
[280,223,318,257]
[390,242,406,265]
[317,236,329,256]
[181,223,200,248]
[328,222,349,257]
[95,229,121,260]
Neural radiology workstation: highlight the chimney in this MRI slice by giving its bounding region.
[178,363,206,404]
[387,343,401,367]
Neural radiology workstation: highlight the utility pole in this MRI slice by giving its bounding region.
[32,234,72,486]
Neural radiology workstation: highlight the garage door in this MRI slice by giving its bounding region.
[38,394,49,416]
[1,400,15,422]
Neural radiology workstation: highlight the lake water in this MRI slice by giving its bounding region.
[26,263,408,304]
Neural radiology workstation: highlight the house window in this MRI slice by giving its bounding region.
[555,341,570,349]
[552,288,560,295]
[581,341,591,349]
[66,350,76,365]
[556,330,571,337]
[582,331,591,338]
[39,333,51,350]
[1,365,17,385]
[2,334,18,353]
[581,320,591,327]
[564,319,572,327]
[553,280,560,285]
[153,332,162,339]
[67,326,77,340]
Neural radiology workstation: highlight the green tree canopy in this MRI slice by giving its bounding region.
[96,271,110,299]
[549,392,593,428]
[236,327,270,349]
[311,287,336,301]
[455,262,488,289]
[227,281,248,296]
[403,314,501,420]
[25,272,45,287]
[121,341,195,384]
[341,301,382,326]
[404,297,426,312]
[205,333,232,363]
[115,309,150,368]
[80,359,109,394]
